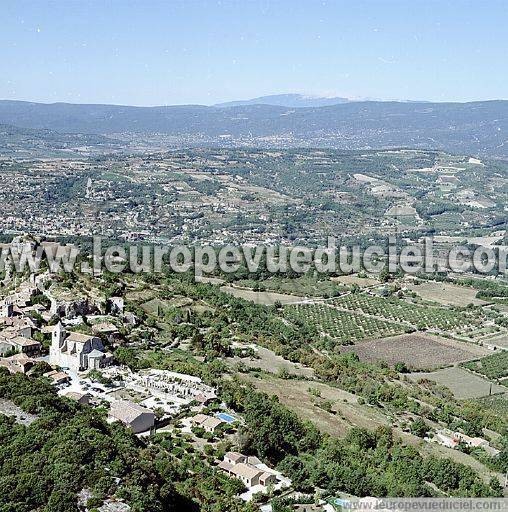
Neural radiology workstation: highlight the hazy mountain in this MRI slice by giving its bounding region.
[215,93,351,108]
[0,99,507,156]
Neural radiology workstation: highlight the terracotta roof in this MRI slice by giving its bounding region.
[259,472,275,482]
[5,353,34,364]
[11,337,40,347]
[0,360,24,373]
[66,332,96,343]
[225,451,245,463]
[218,460,234,472]
[109,400,153,424]
[46,371,70,383]
[192,413,208,424]
[92,322,119,334]
[230,462,263,480]
[63,391,89,402]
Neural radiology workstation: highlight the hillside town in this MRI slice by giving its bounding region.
[1,148,505,248]
[1,233,508,510]
[0,249,296,509]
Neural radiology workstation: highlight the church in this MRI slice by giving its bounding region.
[49,322,113,373]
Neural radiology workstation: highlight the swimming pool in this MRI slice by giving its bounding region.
[217,412,236,423]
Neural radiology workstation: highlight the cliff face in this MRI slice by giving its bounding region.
[45,284,102,318]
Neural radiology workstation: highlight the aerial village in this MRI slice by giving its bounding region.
[0,240,295,508]
[1,234,506,510]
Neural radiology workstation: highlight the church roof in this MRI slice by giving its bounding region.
[67,332,96,343]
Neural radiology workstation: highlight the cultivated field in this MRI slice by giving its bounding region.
[235,275,347,297]
[473,394,508,416]
[283,303,406,345]
[433,234,505,247]
[332,293,471,331]
[408,366,507,399]
[482,333,508,350]
[340,333,490,370]
[462,350,508,380]
[407,281,487,307]
[220,285,304,305]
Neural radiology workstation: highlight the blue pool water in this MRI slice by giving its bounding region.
[217,412,236,423]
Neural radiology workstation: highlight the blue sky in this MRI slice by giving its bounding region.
[1,0,507,105]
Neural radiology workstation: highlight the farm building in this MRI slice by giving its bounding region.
[108,400,155,434]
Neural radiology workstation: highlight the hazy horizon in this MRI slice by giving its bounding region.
[1,93,507,109]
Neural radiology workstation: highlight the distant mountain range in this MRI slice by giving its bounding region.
[0,99,507,156]
[214,93,430,108]
[215,93,351,108]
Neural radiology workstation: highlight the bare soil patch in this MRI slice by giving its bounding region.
[0,398,38,425]
[340,333,489,370]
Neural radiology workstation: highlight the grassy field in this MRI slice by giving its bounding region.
[331,274,378,287]
[283,302,407,346]
[240,374,391,437]
[226,346,314,378]
[407,281,487,307]
[340,333,490,370]
[241,375,501,485]
[408,367,507,399]
[195,276,225,285]
[140,297,192,316]
[124,287,159,302]
[400,431,503,486]
[220,285,305,305]
[234,275,347,297]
